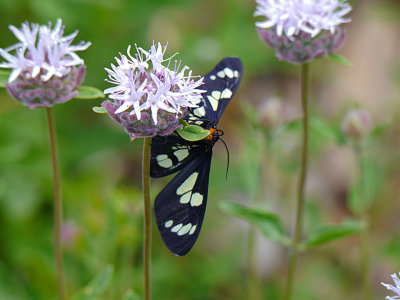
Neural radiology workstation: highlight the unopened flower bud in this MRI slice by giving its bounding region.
[259,97,284,128]
[60,221,79,248]
[341,108,373,138]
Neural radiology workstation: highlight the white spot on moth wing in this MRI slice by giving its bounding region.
[179,191,191,204]
[193,97,202,104]
[207,95,218,111]
[176,172,199,195]
[174,148,189,161]
[156,154,168,160]
[189,225,197,235]
[193,106,206,117]
[156,155,173,168]
[210,75,216,80]
[211,90,221,100]
[171,223,183,233]
[217,70,225,78]
[195,121,204,125]
[234,70,239,78]
[177,223,192,236]
[190,192,203,207]
[165,220,173,228]
[224,68,234,78]
[221,88,232,99]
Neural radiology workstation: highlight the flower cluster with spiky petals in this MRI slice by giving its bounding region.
[0,19,90,108]
[382,271,400,300]
[102,42,205,139]
[254,0,352,64]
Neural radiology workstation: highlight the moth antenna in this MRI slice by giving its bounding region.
[219,137,230,180]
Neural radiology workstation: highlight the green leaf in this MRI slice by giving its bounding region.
[92,106,108,114]
[301,221,362,250]
[76,86,105,99]
[349,158,384,214]
[176,122,210,141]
[220,201,289,245]
[326,54,352,66]
[0,70,11,88]
[123,290,141,300]
[72,265,113,300]
[370,122,390,139]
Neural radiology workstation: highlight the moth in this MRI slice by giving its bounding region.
[150,57,243,256]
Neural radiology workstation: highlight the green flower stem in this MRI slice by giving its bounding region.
[283,63,310,300]
[356,145,372,300]
[45,107,66,300]
[247,227,260,300]
[142,137,152,300]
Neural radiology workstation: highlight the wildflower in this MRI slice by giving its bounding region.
[102,42,205,140]
[341,108,373,138]
[259,97,285,128]
[254,0,352,64]
[60,221,79,248]
[0,19,90,108]
[382,271,400,300]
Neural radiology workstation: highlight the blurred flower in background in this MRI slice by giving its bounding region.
[102,42,205,140]
[341,108,373,139]
[382,271,400,300]
[60,221,79,248]
[0,19,90,108]
[254,0,352,64]
[259,97,285,129]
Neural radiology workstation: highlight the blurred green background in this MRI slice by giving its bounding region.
[1,0,400,299]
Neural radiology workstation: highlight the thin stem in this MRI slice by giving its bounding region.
[45,107,66,300]
[283,63,310,300]
[356,145,372,300]
[247,227,259,300]
[142,137,152,300]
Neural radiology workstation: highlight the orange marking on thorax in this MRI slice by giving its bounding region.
[204,128,217,141]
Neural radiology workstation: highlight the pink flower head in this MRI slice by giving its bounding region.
[103,42,205,139]
[0,19,90,108]
[255,0,352,64]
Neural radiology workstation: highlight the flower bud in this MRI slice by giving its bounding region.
[259,97,284,128]
[5,65,86,109]
[257,27,346,64]
[341,108,373,138]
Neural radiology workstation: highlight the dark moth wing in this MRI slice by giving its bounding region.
[150,57,243,255]
[154,150,212,256]
[185,57,243,127]
[150,134,208,178]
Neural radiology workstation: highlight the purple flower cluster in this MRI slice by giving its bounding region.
[257,26,346,64]
[0,19,90,108]
[102,42,205,139]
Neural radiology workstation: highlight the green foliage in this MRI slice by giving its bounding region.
[0,70,10,87]
[220,201,290,245]
[348,157,384,214]
[326,54,352,66]
[76,86,105,99]
[176,120,210,141]
[122,290,141,300]
[301,220,362,250]
[93,106,108,114]
[72,266,113,300]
